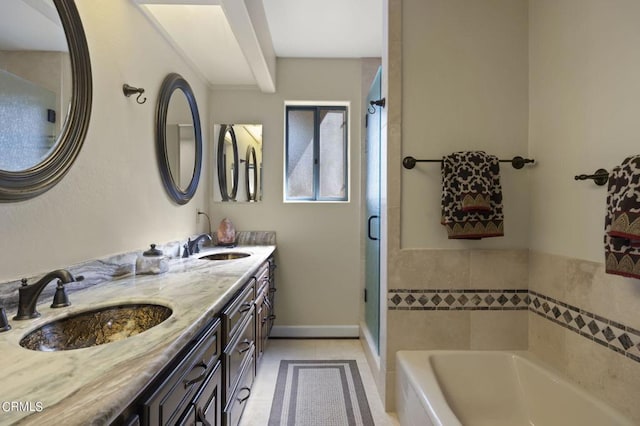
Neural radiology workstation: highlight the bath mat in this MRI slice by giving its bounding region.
[268,360,375,426]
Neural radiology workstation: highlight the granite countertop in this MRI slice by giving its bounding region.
[0,245,276,426]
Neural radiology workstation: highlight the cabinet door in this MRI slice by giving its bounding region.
[176,405,196,426]
[194,360,222,426]
[225,351,255,426]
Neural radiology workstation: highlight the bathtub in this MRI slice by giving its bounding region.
[396,350,633,426]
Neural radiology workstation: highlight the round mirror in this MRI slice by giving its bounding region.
[217,124,239,201]
[156,73,202,205]
[0,0,92,201]
[245,146,257,201]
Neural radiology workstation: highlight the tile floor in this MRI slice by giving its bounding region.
[239,339,399,426]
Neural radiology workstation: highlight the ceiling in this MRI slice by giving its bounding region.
[263,0,383,58]
[2,0,383,91]
[135,0,383,92]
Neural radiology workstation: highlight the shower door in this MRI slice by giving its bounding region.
[364,67,382,353]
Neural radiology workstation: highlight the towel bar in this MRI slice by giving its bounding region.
[402,156,535,170]
[574,169,609,186]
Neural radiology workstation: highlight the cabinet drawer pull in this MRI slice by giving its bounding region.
[196,406,211,426]
[183,361,207,388]
[269,288,277,293]
[237,339,252,354]
[238,302,252,313]
[236,387,251,403]
[268,314,277,320]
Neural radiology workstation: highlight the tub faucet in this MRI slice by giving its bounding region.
[183,233,212,257]
[14,269,83,320]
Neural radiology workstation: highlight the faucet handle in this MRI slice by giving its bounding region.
[20,278,28,286]
[0,306,10,332]
[51,281,71,308]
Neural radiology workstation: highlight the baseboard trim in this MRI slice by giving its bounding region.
[270,325,360,338]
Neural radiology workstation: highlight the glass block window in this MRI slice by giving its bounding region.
[285,105,348,201]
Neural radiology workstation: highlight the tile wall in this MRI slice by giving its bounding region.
[384,249,640,423]
[385,249,529,408]
[528,251,640,423]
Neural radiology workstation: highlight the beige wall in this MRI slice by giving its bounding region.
[401,0,530,249]
[0,0,210,282]
[529,0,640,262]
[209,58,366,335]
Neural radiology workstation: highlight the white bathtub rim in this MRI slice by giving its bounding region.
[397,350,462,426]
[396,350,633,426]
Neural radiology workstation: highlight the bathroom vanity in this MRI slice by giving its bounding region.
[0,244,276,426]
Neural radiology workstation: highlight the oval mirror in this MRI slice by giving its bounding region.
[0,0,92,201]
[245,146,257,201]
[217,124,239,201]
[156,73,202,205]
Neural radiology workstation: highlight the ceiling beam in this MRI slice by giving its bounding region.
[219,0,276,93]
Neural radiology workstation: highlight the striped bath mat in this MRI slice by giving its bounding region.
[268,360,375,426]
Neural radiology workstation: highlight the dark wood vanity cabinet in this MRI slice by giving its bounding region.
[140,318,222,425]
[116,256,276,426]
[222,256,276,426]
[255,260,274,363]
[222,276,256,426]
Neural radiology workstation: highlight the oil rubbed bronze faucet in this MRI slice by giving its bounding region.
[183,234,212,258]
[14,269,83,320]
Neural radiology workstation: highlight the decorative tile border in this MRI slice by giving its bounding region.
[387,289,529,310]
[529,290,640,363]
[387,289,640,363]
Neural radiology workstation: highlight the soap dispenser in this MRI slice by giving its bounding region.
[136,244,169,275]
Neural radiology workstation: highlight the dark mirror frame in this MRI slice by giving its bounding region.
[217,124,239,201]
[156,73,202,205]
[0,0,92,202]
[245,145,257,201]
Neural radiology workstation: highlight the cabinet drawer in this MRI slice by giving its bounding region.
[142,319,221,425]
[224,349,255,426]
[224,309,255,397]
[222,279,255,340]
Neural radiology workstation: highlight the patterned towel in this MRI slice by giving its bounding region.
[441,151,504,239]
[605,155,640,278]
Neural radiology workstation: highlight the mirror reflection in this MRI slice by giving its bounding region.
[0,0,72,171]
[246,146,257,202]
[165,89,196,191]
[214,124,262,202]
